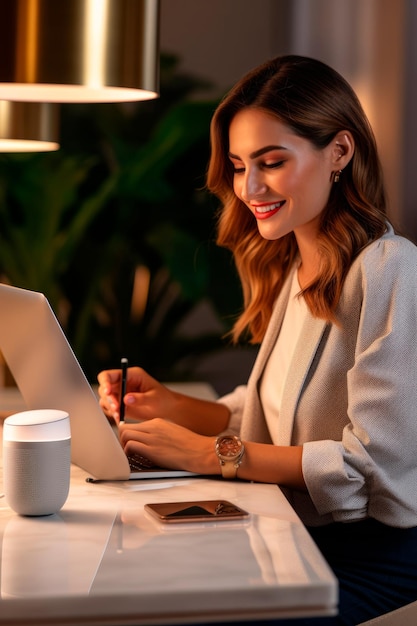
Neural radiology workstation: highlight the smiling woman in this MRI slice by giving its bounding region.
[228,110,353,269]
[97,55,417,625]
[209,56,387,342]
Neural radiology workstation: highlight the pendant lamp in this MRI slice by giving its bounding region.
[0,101,59,151]
[0,0,160,103]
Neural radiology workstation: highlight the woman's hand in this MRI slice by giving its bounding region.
[97,366,179,424]
[119,418,219,475]
[97,365,231,435]
[97,366,305,486]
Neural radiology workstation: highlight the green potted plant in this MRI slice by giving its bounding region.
[0,55,246,388]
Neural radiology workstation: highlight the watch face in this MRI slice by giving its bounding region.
[218,436,242,458]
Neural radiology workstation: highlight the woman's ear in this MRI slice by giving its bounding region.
[331,131,355,170]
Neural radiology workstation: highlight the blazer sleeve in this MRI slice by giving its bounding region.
[217,384,247,434]
[302,235,417,527]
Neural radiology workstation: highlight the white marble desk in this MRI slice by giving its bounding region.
[0,385,338,625]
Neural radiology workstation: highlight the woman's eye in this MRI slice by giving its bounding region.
[264,160,284,169]
[232,165,245,174]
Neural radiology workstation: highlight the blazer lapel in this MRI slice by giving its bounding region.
[240,270,295,442]
[277,314,328,444]
[241,267,328,445]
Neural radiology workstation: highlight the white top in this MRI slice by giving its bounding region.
[260,271,308,444]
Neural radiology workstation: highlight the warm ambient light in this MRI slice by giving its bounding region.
[0,0,160,103]
[0,101,59,152]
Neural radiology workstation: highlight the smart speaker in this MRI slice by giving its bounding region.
[3,409,71,516]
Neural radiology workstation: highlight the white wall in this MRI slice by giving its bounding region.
[286,0,407,233]
[160,0,291,98]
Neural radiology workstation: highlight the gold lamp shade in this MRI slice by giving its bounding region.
[0,101,60,151]
[0,0,160,103]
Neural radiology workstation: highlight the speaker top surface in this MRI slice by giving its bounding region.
[4,409,70,442]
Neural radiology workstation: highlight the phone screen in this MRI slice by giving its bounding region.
[144,500,250,523]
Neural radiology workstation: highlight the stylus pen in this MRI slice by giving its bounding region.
[119,357,128,424]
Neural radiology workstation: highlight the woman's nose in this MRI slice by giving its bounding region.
[241,169,267,201]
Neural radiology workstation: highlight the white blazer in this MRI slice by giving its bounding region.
[219,225,417,527]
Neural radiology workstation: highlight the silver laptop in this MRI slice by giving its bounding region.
[0,282,198,481]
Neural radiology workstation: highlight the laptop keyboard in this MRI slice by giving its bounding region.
[127,453,158,471]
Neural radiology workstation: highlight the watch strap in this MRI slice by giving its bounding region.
[218,455,243,479]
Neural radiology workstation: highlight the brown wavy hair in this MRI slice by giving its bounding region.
[207,55,388,344]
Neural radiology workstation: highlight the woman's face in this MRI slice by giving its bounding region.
[228,108,336,244]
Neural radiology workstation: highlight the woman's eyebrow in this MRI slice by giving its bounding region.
[228,145,288,160]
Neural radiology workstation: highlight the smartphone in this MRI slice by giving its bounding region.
[144,500,250,523]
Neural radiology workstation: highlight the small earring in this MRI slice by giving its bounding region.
[333,169,342,183]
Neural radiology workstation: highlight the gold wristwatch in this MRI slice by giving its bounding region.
[215,435,245,479]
